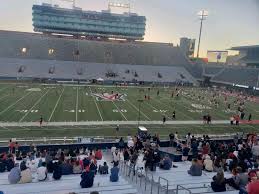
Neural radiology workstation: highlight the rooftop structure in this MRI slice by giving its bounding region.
[32,3,146,40]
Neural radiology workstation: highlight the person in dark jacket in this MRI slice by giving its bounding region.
[53,161,62,180]
[0,158,6,172]
[99,162,109,175]
[159,155,172,170]
[61,160,73,175]
[211,170,227,192]
[6,155,14,172]
[110,163,119,182]
[188,159,202,176]
[80,169,95,188]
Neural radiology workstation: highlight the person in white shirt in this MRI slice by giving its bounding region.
[127,138,134,148]
[37,162,48,181]
[111,145,117,154]
[112,149,120,165]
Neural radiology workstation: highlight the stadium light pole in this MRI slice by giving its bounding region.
[196,10,208,58]
[137,99,143,126]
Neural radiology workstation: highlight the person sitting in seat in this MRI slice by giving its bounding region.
[53,161,62,180]
[188,159,202,176]
[0,155,6,173]
[8,163,21,184]
[99,162,109,175]
[73,160,82,174]
[37,162,48,181]
[211,170,227,192]
[18,161,32,184]
[6,154,14,172]
[110,163,119,182]
[159,155,172,170]
[80,168,95,188]
[203,155,213,172]
[61,159,73,175]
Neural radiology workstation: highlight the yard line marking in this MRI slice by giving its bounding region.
[112,101,128,121]
[19,89,50,122]
[0,92,32,115]
[0,94,9,102]
[48,87,65,122]
[89,87,103,121]
[76,86,79,122]
[153,98,193,120]
[0,86,8,93]
[145,101,172,120]
[126,99,151,120]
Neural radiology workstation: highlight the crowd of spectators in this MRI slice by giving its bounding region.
[0,144,121,193]
[1,132,259,194]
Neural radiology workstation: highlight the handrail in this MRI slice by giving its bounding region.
[176,185,192,194]
[158,176,169,194]
[144,170,154,193]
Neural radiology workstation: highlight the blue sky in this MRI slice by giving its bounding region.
[0,0,258,57]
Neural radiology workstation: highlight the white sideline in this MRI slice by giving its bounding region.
[0,120,230,127]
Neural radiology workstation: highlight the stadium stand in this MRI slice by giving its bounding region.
[0,31,190,66]
[0,57,196,84]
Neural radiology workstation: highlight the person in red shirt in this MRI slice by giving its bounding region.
[8,140,15,154]
[95,149,102,160]
[247,172,259,194]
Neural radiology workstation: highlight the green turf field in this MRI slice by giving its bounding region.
[0,83,259,123]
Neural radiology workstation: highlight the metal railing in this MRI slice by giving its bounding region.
[176,185,192,194]
[158,176,169,194]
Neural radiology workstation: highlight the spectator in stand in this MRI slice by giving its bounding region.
[8,163,21,184]
[169,132,175,147]
[37,162,48,181]
[203,155,214,172]
[252,143,259,160]
[188,159,202,176]
[202,142,210,156]
[61,159,73,175]
[227,167,248,191]
[80,168,95,188]
[6,154,14,172]
[73,160,82,174]
[127,137,134,148]
[89,159,97,174]
[8,140,14,154]
[0,154,6,172]
[123,148,130,163]
[53,161,62,180]
[182,142,190,161]
[110,163,119,182]
[191,140,198,158]
[128,150,138,176]
[118,137,125,151]
[111,145,117,154]
[19,161,32,184]
[159,155,172,170]
[99,162,109,175]
[112,149,120,166]
[246,171,259,194]
[211,170,227,192]
[95,149,102,160]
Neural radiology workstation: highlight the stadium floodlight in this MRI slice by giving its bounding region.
[196,10,208,58]
[21,47,27,53]
[60,0,76,8]
[108,1,131,13]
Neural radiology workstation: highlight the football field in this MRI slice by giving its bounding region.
[0,83,259,123]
